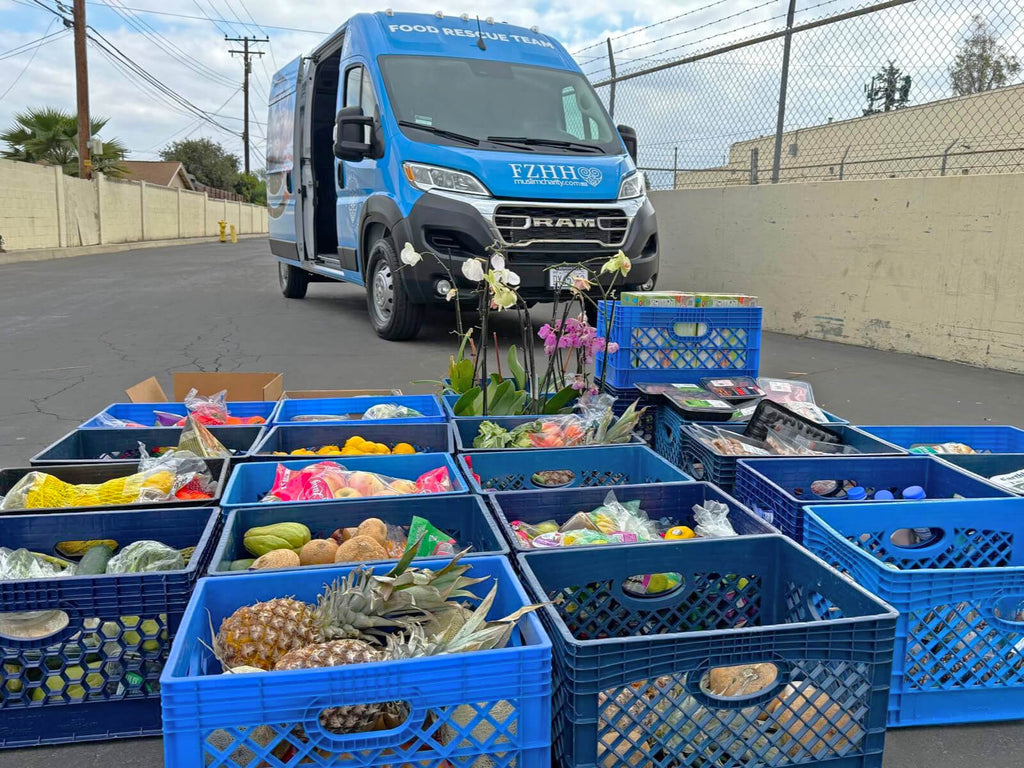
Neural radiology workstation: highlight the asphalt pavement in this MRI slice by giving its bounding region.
[0,239,1021,767]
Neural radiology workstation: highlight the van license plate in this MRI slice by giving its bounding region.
[549,266,589,289]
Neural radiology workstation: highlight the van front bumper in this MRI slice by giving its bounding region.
[391,191,658,303]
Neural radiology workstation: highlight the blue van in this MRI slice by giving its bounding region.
[266,11,658,340]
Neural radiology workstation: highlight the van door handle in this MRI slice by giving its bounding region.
[337,163,344,188]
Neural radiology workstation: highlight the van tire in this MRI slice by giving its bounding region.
[279,262,309,299]
[365,238,424,341]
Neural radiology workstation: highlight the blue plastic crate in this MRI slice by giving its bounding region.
[452,416,643,452]
[858,425,1024,455]
[594,302,762,389]
[596,381,658,444]
[250,422,453,460]
[0,459,229,515]
[0,506,219,748]
[734,455,1015,541]
[517,537,896,768]
[804,497,1024,727]
[270,395,445,425]
[490,481,776,552]
[654,402,848,468]
[458,445,691,493]
[219,453,468,510]
[940,454,1024,495]
[79,401,274,429]
[209,494,508,574]
[31,426,263,465]
[161,556,551,768]
[676,424,904,491]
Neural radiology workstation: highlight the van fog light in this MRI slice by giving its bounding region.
[436,278,453,296]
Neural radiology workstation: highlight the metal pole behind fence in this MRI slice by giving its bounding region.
[606,38,617,119]
[750,148,759,185]
[673,147,678,189]
[940,138,959,176]
[771,0,799,184]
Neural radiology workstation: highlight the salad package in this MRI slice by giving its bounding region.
[261,461,452,503]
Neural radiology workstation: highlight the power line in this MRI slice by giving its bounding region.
[190,0,230,35]
[0,25,68,61]
[0,20,64,98]
[226,34,266,173]
[573,0,733,57]
[81,2,328,33]
[137,84,242,153]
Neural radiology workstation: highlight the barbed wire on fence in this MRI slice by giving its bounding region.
[582,0,1024,189]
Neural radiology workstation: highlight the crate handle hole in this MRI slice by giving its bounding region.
[888,528,945,549]
[671,321,709,339]
[0,610,70,641]
[700,662,780,703]
[315,698,413,739]
[621,572,684,599]
[530,469,576,489]
[992,595,1024,625]
[806,480,858,499]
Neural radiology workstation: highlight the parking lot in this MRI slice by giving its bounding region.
[0,240,1022,767]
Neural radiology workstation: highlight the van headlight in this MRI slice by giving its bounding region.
[403,162,490,197]
[618,172,645,200]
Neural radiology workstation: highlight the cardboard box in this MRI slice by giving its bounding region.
[281,389,403,399]
[620,291,696,308]
[126,372,284,403]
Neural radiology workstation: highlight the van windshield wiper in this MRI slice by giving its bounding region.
[398,120,479,146]
[486,136,604,153]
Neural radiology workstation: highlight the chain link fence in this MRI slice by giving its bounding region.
[580,0,1024,189]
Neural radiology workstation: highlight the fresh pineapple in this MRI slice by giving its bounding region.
[214,548,483,670]
[274,639,385,734]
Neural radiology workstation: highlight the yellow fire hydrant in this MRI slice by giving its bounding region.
[229,224,238,244]
[218,220,226,243]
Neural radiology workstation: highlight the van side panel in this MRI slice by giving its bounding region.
[267,56,302,253]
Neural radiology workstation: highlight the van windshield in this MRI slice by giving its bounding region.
[379,55,620,155]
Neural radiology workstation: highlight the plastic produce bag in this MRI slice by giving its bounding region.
[406,516,456,557]
[95,412,146,428]
[0,450,214,511]
[691,425,772,457]
[362,403,424,420]
[184,388,230,424]
[106,540,184,573]
[692,501,737,538]
[261,461,443,503]
[177,415,232,458]
[415,466,452,493]
[0,547,74,579]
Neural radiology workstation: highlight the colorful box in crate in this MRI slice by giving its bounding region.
[674,424,903,491]
[0,459,229,516]
[161,556,551,768]
[219,453,467,510]
[941,454,1024,495]
[79,401,275,429]
[209,494,508,574]
[270,395,445,425]
[490,481,775,552]
[31,426,262,465]
[0,506,219,748]
[452,416,643,452]
[620,291,695,308]
[517,537,897,768]
[457,445,690,493]
[734,455,1015,541]
[595,302,762,389]
[858,425,1024,455]
[250,422,453,459]
[804,497,1024,727]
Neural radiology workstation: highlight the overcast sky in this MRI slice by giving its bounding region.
[1,0,1019,175]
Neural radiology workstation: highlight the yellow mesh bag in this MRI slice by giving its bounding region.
[2,469,176,510]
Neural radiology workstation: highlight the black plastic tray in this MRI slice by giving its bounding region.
[743,399,842,444]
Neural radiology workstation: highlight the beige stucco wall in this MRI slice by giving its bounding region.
[650,172,1024,373]
[0,158,268,251]
[677,83,1024,187]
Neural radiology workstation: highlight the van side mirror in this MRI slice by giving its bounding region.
[617,124,638,162]
[334,106,374,162]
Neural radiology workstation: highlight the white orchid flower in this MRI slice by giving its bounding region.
[600,250,632,277]
[400,242,422,266]
[489,281,518,311]
[489,253,521,286]
[462,258,486,282]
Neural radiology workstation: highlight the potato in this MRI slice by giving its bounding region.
[299,539,338,566]
[356,517,388,545]
[250,549,301,570]
[334,535,388,563]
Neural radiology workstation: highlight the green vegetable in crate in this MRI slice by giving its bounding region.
[55,539,118,558]
[77,543,115,575]
[106,540,184,573]
[244,522,311,557]
[229,558,255,571]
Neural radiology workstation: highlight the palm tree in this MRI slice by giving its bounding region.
[0,107,128,177]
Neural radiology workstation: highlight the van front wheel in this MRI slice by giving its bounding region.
[279,262,309,299]
[365,238,424,341]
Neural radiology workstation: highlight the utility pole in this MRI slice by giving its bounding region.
[226,36,267,174]
[73,0,90,178]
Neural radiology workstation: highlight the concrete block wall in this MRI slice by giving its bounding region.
[0,158,268,251]
[650,171,1024,374]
